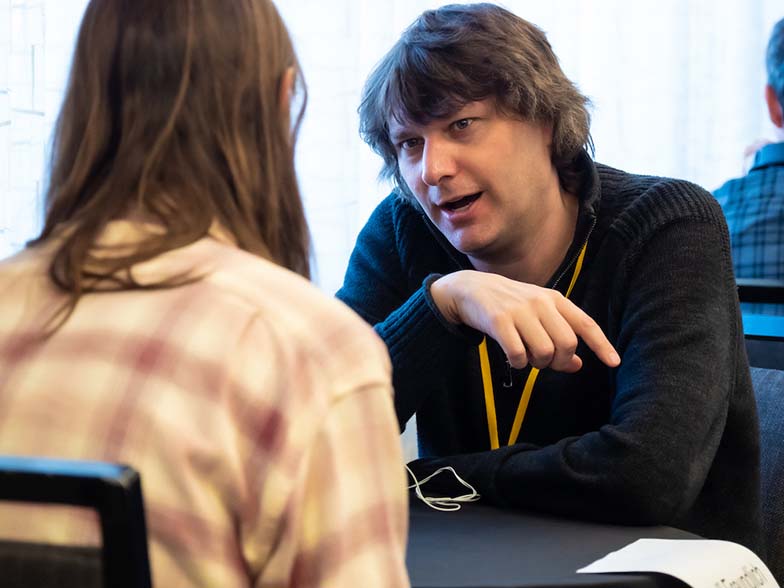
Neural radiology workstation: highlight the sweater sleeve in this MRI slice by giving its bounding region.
[409,200,748,528]
[336,196,479,428]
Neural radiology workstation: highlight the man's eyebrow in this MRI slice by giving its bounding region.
[388,127,409,144]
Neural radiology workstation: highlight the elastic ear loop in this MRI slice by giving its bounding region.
[405,465,481,511]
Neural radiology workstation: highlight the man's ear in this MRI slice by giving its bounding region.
[765,84,783,128]
[279,67,296,123]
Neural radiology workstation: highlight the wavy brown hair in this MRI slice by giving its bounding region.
[31,0,309,324]
[359,3,592,199]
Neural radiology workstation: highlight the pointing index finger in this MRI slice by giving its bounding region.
[559,299,621,367]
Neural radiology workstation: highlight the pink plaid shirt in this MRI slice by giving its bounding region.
[0,222,409,588]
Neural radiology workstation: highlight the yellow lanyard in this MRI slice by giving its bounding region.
[479,241,588,450]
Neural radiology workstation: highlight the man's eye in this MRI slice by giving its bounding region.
[399,138,421,150]
[452,118,473,131]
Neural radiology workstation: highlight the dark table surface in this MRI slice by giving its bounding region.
[407,496,698,588]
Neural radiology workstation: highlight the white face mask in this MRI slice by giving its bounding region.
[405,465,481,512]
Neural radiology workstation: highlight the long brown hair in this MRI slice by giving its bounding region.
[31,0,310,323]
[360,3,592,198]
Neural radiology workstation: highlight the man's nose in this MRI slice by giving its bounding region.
[421,139,456,186]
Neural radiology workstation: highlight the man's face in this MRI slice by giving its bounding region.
[388,98,561,267]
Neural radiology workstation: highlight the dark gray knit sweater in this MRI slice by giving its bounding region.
[337,153,762,551]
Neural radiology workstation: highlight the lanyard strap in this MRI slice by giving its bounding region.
[480,241,588,450]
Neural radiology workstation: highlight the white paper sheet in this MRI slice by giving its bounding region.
[577,539,778,588]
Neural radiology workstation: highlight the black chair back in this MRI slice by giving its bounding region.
[736,278,784,305]
[0,541,102,588]
[737,278,784,368]
[750,367,784,584]
[743,313,784,369]
[0,456,152,588]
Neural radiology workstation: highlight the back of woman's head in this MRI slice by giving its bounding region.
[35,0,309,306]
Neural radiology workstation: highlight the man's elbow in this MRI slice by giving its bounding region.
[613,459,702,525]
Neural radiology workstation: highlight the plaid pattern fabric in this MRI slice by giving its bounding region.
[0,222,409,588]
[714,142,784,315]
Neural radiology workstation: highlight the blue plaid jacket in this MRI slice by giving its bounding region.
[714,142,784,315]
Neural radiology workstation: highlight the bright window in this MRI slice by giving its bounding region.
[1,0,781,291]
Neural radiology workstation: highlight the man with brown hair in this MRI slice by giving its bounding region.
[338,2,761,551]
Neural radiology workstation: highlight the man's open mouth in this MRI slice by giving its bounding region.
[441,192,482,211]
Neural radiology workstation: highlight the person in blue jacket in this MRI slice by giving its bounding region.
[714,16,784,315]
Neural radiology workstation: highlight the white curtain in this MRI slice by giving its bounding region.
[0,1,88,258]
[1,0,781,281]
[277,0,782,292]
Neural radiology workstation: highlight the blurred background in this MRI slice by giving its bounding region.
[1,0,781,459]
[0,0,780,287]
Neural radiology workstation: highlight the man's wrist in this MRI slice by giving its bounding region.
[428,274,460,324]
[423,274,483,344]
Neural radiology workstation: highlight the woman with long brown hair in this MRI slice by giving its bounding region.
[0,1,409,586]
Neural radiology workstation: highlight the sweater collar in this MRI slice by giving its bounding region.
[544,150,600,290]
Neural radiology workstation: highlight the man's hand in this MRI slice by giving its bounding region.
[430,270,621,372]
